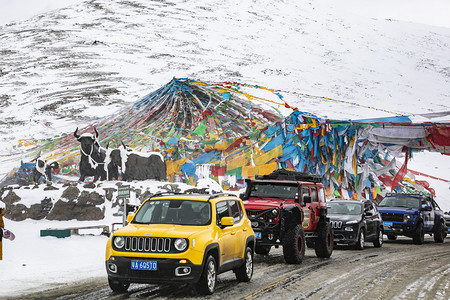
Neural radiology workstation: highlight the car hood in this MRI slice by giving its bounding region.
[328,214,361,223]
[243,198,286,210]
[114,223,210,239]
[377,207,420,214]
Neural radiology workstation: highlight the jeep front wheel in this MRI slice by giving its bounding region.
[412,222,424,245]
[108,277,130,293]
[255,245,271,255]
[282,224,305,264]
[196,255,217,295]
[235,247,253,282]
[315,223,333,258]
[354,228,365,250]
[434,221,445,243]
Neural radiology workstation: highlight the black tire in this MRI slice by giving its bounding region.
[108,277,130,293]
[354,228,365,250]
[255,245,271,255]
[373,227,383,248]
[235,247,253,282]
[387,234,397,241]
[282,224,305,264]
[434,221,445,243]
[196,255,217,295]
[412,222,424,245]
[315,223,333,258]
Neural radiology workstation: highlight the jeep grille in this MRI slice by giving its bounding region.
[246,209,272,223]
[113,237,183,253]
[381,213,404,222]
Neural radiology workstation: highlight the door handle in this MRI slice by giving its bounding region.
[243,228,247,231]
[231,231,236,235]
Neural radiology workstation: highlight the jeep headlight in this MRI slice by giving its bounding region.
[271,208,279,217]
[346,220,358,224]
[113,236,125,249]
[403,214,414,222]
[174,238,188,251]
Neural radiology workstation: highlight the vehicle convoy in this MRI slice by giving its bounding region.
[241,169,333,264]
[327,199,383,250]
[105,193,255,295]
[377,193,447,244]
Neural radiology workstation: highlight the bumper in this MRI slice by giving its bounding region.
[253,228,281,246]
[333,230,359,244]
[383,223,415,237]
[106,256,203,284]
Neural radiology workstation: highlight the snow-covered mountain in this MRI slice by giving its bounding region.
[1,0,449,204]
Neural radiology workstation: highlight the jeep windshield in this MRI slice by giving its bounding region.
[327,202,362,215]
[132,200,211,226]
[248,183,299,200]
[378,196,420,208]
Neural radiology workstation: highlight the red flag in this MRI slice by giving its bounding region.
[391,147,409,192]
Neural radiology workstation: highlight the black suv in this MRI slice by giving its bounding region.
[326,199,383,250]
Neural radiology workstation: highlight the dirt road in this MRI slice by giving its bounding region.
[8,236,450,300]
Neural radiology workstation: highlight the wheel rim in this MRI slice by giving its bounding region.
[298,234,304,254]
[206,260,216,292]
[360,231,365,248]
[245,252,253,277]
[327,232,332,249]
[378,230,383,245]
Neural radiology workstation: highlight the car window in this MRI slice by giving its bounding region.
[311,187,318,203]
[229,200,243,223]
[216,201,230,225]
[302,186,310,202]
[133,200,211,225]
[318,187,325,202]
[327,202,362,215]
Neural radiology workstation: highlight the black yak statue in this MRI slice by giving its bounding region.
[108,143,166,181]
[74,127,107,182]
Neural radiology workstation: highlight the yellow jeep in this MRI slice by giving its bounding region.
[105,193,255,294]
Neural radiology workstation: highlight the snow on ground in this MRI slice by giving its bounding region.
[0,0,450,297]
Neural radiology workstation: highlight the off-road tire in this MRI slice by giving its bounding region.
[196,255,217,295]
[282,224,305,264]
[434,221,445,243]
[354,228,365,250]
[255,245,271,255]
[373,227,383,248]
[108,277,130,293]
[315,222,333,258]
[412,222,424,245]
[387,234,397,241]
[235,247,253,282]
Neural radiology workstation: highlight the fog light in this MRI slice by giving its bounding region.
[175,266,191,276]
[108,263,117,273]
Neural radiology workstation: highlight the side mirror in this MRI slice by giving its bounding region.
[221,217,234,227]
[423,206,432,211]
[303,196,312,205]
[127,214,135,224]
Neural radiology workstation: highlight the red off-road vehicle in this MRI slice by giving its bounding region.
[241,169,333,264]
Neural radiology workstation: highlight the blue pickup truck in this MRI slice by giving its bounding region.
[377,193,447,244]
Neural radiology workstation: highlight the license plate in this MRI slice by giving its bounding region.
[255,232,262,239]
[131,260,157,271]
[383,221,393,227]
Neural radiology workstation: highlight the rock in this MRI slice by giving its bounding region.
[28,197,53,220]
[61,186,80,201]
[103,188,116,201]
[6,203,28,221]
[2,190,21,205]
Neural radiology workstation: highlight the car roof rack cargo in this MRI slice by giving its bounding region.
[254,169,322,183]
[208,193,237,201]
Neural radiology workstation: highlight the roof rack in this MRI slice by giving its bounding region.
[385,192,431,198]
[208,193,237,201]
[254,169,322,183]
